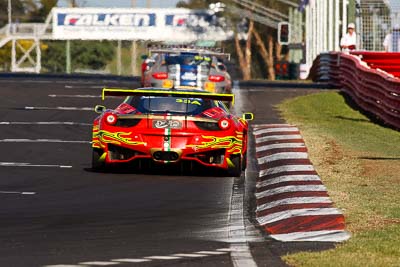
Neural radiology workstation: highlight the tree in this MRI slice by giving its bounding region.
[234,19,253,80]
[29,0,58,22]
[0,0,25,26]
[71,41,115,70]
[176,0,297,80]
[42,41,115,73]
[253,30,275,80]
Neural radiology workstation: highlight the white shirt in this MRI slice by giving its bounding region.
[383,33,400,52]
[340,32,357,49]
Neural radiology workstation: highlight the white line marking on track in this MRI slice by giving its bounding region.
[0,121,91,126]
[64,84,104,89]
[256,142,306,152]
[0,139,90,144]
[230,81,258,267]
[24,106,93,111]
[49,94,101,98]
[0,191,36,195]
[144,256,182,260]
[0,162,72,168]
[79,261,119,266]
[194,251,228,255]
[257,152,309,164]
[256,134,303,143]
[256,197,332,212]
[257,208,343,225]
[112,258,151,263]
[217,248,234,252]
[257,174,321,188]
[259,164,315,177]
[255,185,327,199]
[253,127,299,135]
[171,253,208,258]
[45,247,232,266]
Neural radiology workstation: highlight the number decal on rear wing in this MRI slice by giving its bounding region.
[102,88,235,104]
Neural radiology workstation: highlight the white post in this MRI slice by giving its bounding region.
[335,0,340,51]
[117,40,122,76]
[131,41,138,76]
[289,8,294,62]
[317,0,323,54]
[66,40,71,74]
[312,2,317,62]
[11,39,16,72]
[342,0,348,37]
[328,0,334,51]
[8,0,11,24]
[306,5,311,66]
[322,0,328,52]
[36,38,41,73]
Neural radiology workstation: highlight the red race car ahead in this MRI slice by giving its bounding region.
[91,88,253,176]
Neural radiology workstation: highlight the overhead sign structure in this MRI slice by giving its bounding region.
[52,8,233,42]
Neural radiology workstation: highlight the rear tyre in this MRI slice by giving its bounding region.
[228,155,242,177]
[92,148,105,171]
[242,153,247,171]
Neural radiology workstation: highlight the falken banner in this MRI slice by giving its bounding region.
[52,8,233,42]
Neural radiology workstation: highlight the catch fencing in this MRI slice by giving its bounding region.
[309,52,400,130]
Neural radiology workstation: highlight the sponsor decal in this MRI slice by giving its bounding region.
[187,133,243,154]
[181,72,197,81]
[176,99,201,105]
[165,13,217,28]
[153,120,182,129]
[52,8,234,41]
[93,129,146,146]
[58,13,156,27]
[180,65,198,87]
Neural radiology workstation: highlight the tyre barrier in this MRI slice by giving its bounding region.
[309,52,400,130]
[253,124,350,242]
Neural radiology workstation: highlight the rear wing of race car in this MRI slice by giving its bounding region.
[146,44,231,60]
[149,49,231,60]
[102,88,235,105]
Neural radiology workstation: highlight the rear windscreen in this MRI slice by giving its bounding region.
[165,53,211,68]
[125,96,214,115]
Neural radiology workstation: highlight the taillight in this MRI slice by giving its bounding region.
[208,75,225,82]
[218,118,231,130]
[194,121,220,131]
[152,72,168,79]
[105,114,118,125]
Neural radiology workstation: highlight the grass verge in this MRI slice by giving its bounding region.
[277,91,400,267]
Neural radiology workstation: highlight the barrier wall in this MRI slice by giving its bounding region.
[309,52,400,130]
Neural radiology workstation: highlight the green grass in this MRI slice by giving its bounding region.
[279,91,400,156]
[284,225,400,267]
[278,91,400,267]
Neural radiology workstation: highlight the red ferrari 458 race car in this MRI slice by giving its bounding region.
[91,88,253,176]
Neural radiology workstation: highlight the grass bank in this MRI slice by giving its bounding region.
[277,91,400,267]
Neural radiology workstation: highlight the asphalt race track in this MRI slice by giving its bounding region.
[0,76,333,267]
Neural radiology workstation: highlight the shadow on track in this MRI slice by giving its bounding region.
[84,162,231,177]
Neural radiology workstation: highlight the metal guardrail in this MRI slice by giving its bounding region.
[309,51,400,130]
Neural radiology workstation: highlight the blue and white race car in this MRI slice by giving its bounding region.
[142,47,232,95]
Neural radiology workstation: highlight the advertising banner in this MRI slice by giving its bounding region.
[52,8,233,42]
